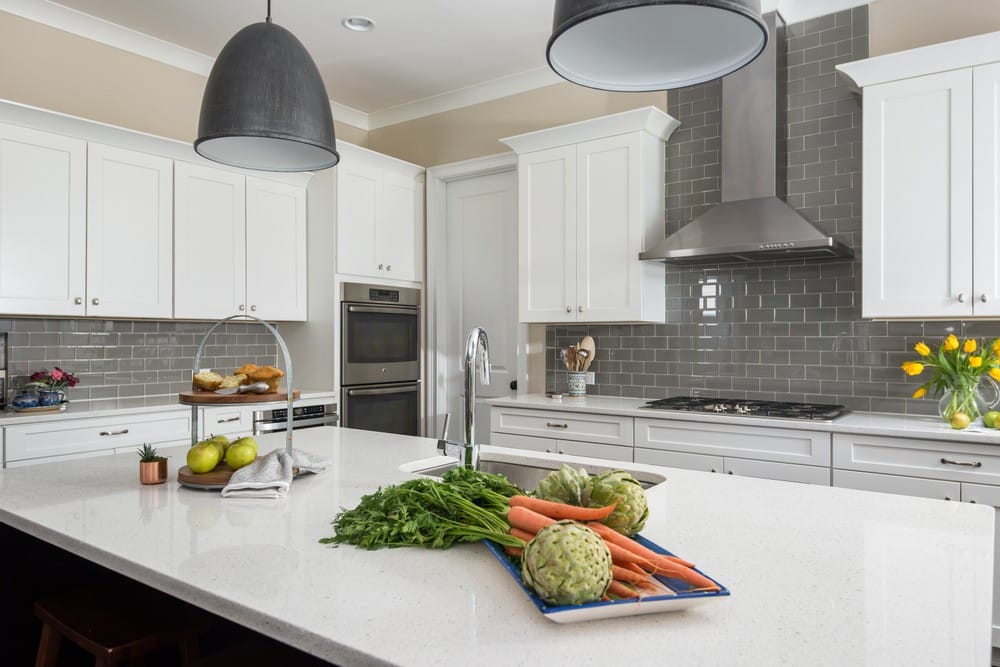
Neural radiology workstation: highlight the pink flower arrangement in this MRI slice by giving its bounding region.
[28,367,80,391]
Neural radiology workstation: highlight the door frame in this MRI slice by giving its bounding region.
[426,152,522,440]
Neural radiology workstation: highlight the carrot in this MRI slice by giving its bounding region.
[508,527,536,543]
[607,580,639,599]
[612,564,657,589]
[653,560,720,592]
[509,496,616,521]
[505,546,523,558]
[605,541,657,570]
[586,521,696,569]
[506,506,556,535]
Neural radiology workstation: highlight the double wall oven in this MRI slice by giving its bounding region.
[340,283,421,436]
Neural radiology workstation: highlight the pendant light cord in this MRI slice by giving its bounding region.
[266,0,271,23]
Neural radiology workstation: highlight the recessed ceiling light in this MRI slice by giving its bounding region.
[342,16,375,32]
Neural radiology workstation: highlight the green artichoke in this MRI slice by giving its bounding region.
[534,464,591,506]
[584,470,649,536]
[521,520,612,606]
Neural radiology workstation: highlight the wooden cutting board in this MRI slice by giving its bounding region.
[177,462,236,489]
[177,389,300,405]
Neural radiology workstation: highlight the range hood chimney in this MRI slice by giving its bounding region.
[639,12,853,264]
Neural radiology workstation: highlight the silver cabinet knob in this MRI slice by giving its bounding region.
[982,293,989,303]
[386,265,391,271]
[239,304,245,311]
[578,305,583,312]
[74,297,82,305]
[378,264,384,270]
[565,306,572,313]
[958,293,966,303]
[91,298,100,306]
[250,305,257,312]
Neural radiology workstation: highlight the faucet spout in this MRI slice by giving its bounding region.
[463,326,490,469]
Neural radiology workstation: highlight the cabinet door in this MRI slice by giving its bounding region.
[724,458,829,485]
[490,432,553,453]
[174,162,246,319]
[635,446,724,473]
[834,469,960,501]
[518,146,576,322]
[0,123,86,316]
[378,171,422,281]
[336,156,380,278]
[557,439,633,462]
[974,62,1000,315]
[246,177,307,321]
[576,134,646,321]
[86,144,173,318]
[862,70,973,318]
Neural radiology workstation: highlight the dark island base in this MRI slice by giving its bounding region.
[0,523,335,665]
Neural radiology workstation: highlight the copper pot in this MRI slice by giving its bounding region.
[139,459,168,485]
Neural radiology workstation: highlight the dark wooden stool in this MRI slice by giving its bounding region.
[191,638,332,666]
[33,579,211,666]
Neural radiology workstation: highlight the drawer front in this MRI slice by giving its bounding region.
[961,482,1000,507]
[724,458,830,486]
[5,411,191,463]
[5,448,115,468]
[834,469,960,501]
[635,418,830,465]
[635,447,723,473]
[556,440,633,463]
[201,407,254,438]
[491,407,632,446]
[490,432,553,453]
[833,433,1000,485]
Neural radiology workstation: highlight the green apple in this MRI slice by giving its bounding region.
[950,411,972,430]
[225,441,257,470]
[231,435,257,454]
[984,411,1000,428]
[208,434,231,455]
[186,441,221,473]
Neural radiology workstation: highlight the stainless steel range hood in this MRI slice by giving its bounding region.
[639,12,853,264]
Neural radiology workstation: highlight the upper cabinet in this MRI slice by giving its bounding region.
[174,163,306,321]
[838,33,1000,318]
[501,107,679,324]
[0,123,87,316]
[335,143,424,283]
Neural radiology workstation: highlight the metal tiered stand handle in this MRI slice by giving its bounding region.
[185,315,294,456]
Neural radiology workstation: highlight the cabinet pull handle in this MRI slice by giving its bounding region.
[386,265,392,271]
[99,429,129,436]
[74,297,82,305]
[727,470,734,475]
[378,264,384,270]
[92,298,100,306]
[710,468,717,473]
[545,422,568,428]
[565,306,572,313]
[217,416,240,423]
[958,293,966,303]
[982,293,989,303]
[940,457,982,468]
[944,496,952,501]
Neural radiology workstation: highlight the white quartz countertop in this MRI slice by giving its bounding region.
[489,394,1000,445]
[0,390,337,426]
[0,426,992,666]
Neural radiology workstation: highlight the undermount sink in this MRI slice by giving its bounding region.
[403,452,666,492]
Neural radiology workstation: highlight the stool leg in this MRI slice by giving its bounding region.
[34,622,60,667]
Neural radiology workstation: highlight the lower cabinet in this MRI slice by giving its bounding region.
[199,406,255,439]
[489,432,632,462]
[635,447,830,485]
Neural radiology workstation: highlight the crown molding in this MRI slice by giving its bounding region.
[500,106,679,154]
[764,0,868,25]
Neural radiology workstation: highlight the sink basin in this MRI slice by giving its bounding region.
[404,452,666,492]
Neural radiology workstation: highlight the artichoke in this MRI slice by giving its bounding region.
[584,470,649,536]
[534,464,591,506]
[521,520,612,606]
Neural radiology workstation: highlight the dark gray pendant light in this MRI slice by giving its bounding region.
[195,1,339,172]
[547,0,768,91]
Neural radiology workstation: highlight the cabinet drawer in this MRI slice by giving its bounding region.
[490,432,553,453]
[833,433,1000,485]
[635,447,723,473]
[556,440,632,463]
[724,458,830,486]
[961,482,1000,508]
[636,418,830,465]
[5,448,115,469]
[834,469,960,501]
[491,407,632,446]
[201,407,253,437]
[5,411,191,464]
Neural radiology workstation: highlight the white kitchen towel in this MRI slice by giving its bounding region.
[221,448,331,499]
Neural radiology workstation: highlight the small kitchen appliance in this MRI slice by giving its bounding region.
[642,396,848,421]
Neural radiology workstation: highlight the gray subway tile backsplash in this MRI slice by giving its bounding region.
[546,6,999,416]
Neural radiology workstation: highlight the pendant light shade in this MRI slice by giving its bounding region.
[195,18,339,172]
[547,0,768,91]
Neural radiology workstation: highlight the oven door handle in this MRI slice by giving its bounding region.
[346,385,419,397]
[346,305,418,316]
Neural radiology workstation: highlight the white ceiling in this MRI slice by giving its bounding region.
[5,0,869,130]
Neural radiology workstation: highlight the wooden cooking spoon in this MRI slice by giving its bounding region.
[579,336,596,371]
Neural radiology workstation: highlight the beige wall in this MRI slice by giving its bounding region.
[869,0,1000,57]
[368,82,667,167]
[0,10,367,147]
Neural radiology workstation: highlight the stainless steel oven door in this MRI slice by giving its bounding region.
[341,303,420,386]
[341,382,420,436]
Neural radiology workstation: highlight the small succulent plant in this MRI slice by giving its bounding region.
[136,443,166,463]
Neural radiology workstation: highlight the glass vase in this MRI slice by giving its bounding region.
[938,384,988,424]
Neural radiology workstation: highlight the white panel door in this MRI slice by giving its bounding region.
[518,146,576,323]
[576,133,642,321]
[974,62,1000,316]
[245,177,306,321]
[380,170,421,281]
[0,123,86,316]
[86,143,173,318]
[862,69,973,318]
[173,162,246,319]
[335,157,380,278]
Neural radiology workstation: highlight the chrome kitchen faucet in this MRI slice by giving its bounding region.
[438,326,490,469]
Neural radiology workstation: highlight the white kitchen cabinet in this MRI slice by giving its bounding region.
[833,468,960,501]
[490,406,633,447]
[174,165,306,321]
[973,62,1000,317]
[556,440,632,462]
[0,123,87,316]
[635,446,828,485]
[502,107,676,323]
[200,405,254,438]
[86,143,173,318]
[335,143,424,283]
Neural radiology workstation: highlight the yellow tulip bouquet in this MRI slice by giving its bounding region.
[901,334,1000,426]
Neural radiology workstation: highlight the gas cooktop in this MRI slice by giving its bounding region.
[641,396,849,421]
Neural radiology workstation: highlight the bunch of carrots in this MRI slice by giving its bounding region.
[502,496,719,600]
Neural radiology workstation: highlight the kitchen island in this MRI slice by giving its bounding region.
[0,426,993,666]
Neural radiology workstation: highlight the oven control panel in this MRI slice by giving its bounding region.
[368,288,400,303]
